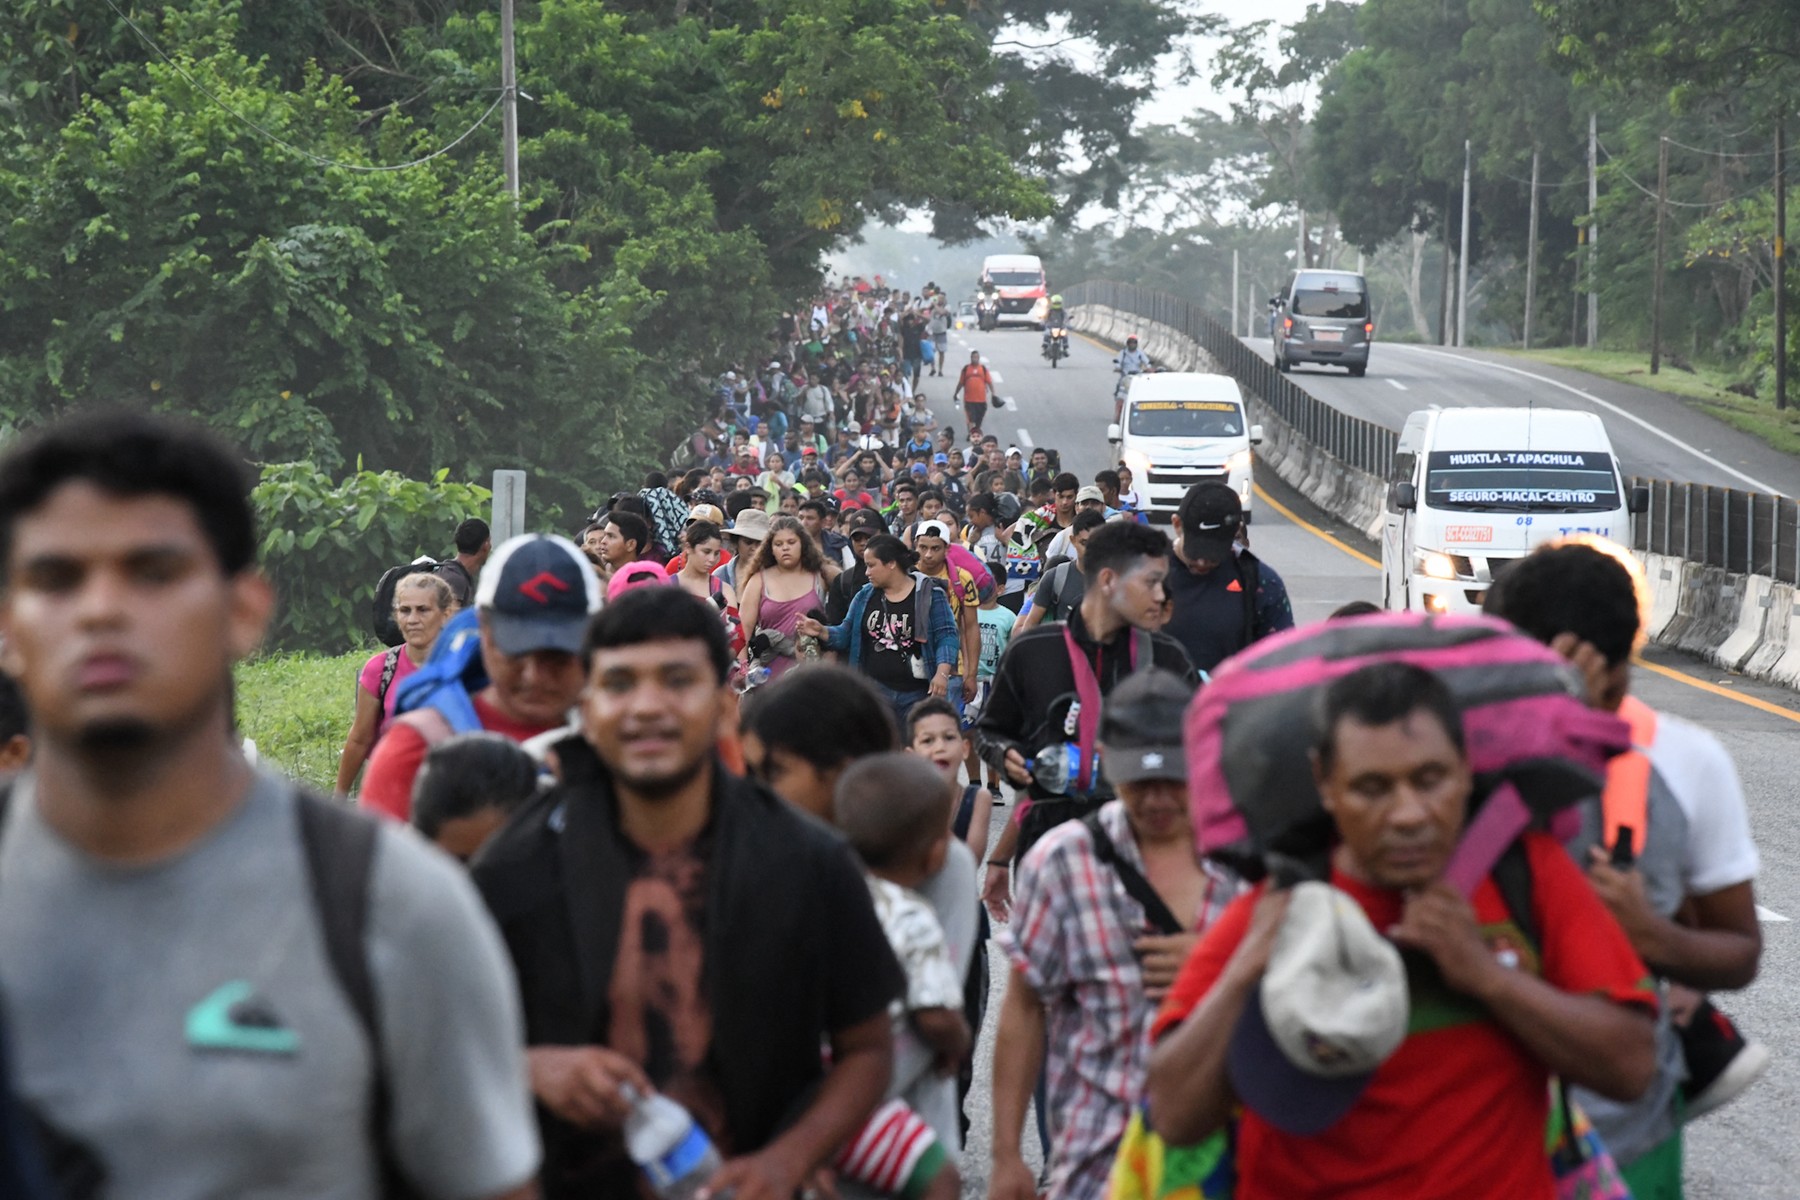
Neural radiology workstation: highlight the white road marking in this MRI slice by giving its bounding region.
[1758,905,1790,923]
[1388,379,1409,391]
[1017,427,1034,448]
[1385,344,1782,493]
[990,369,1004,384]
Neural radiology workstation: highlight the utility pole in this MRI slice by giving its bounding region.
[1457,139,1472,348]
[1232,249,1240,337]
[1297,207,1307,270]
[1524,146,1540,349]
[1587,112,1599,348]
[1651,135,1669,374]
[1438,187,1452,344]
[1778,116,1788,411]
[501,0,519,201]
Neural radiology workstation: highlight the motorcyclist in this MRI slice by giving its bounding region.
[1114,334,1151,419]
[1040,293,1069,358]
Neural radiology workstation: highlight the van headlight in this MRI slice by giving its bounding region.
[1417,551,1459,580]
[1224,450,1252,475]
[1122,449,1153,478]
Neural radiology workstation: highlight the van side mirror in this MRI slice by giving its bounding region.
[1393,482,1417,511]
[1107,423,1122,444]
[1250,424,1264,446]
[1627,485,1649,514]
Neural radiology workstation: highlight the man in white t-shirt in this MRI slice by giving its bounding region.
[1485,540,1763,1199]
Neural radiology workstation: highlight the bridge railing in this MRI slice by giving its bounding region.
[1069,279,1800,586]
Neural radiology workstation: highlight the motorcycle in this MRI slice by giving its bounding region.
[976,294,999,332]
[1043,328,1069,367]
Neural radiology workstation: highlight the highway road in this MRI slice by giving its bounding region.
[1241,333,1800,497]
[924,322,1800,1199]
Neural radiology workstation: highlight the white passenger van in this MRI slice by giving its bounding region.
[978,253,1049,328]
[1108,373,1262,524]
[1382,407,1648,613]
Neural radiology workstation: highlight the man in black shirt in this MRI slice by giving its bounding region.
[473,589,902,1200]
[1160,483,1293,677]
[974,521,1196,917]
[826,508,887,624]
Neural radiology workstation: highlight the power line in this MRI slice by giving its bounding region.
[1662,132,1773,159]
[1597,139,1772,210]
[100,0,506,175]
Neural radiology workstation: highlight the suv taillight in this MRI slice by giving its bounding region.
[1364,321,1374,335]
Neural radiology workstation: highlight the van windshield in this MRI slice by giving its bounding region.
[1424,450,1620,513]
[1292,288,1368,319]
[986,270,1044,288]
[1129,400,1244,438]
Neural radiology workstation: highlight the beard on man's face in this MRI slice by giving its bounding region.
[74,718,159,757]
[613,748,711,803]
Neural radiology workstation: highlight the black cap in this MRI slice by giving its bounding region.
[1101,670,1196,783]
[1177,481,1243,565]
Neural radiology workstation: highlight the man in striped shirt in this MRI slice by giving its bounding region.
[989,670,1239,1200]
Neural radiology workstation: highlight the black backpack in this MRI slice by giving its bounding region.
[372,558,439,647]
[0,786,421,1199]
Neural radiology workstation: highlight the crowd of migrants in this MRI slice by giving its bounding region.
[0,278,1769,1200]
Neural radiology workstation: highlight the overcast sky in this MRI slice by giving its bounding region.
[1140,0,1324,126]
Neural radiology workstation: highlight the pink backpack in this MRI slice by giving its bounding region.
[1184,611,1631,882]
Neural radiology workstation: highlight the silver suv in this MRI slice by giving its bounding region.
[1274,269,1372,377]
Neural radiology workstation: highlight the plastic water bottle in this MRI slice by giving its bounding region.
[1031,743,1095,796]
[621,1085,724,1200]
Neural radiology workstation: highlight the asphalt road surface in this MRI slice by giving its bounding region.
[925,322,1800,1199]
[1242,334,1800,497]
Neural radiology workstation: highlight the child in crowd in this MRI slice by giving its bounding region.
[906,697,991,865]
[972,574,1017,792]
[409,733,540,863]
[833,754,972,1199]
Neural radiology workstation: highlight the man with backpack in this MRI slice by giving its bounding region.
[951,351,994,436]
[1163,482,1292,676]
[1147,661,1657,1199]
[975,521,1195,919]
[361,533,600,823]
[990,670,1237,1200]
[1484,540,1765,1199]
[0,412,538,1199]
[434,517,491,608]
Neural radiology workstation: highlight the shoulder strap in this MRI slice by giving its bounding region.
[293,793,423,1200]
[1082,812,1183,936]
[1062,625,1103,792]
[1490,838,1540,953]
[375,647,404,710]
[1237,555,1262,649]
[911,574,935,645]
[1601,697,1658,860]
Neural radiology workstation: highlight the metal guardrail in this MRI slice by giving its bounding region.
[1066,280,1396,477]
[1070,279,1800,587]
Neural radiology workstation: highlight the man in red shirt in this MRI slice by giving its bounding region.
[951,351,993,436]
[1146,661,1657,1200]
[361,534,599,821]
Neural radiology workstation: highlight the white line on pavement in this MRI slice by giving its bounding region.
[1385,344,1782,493]
[1017,427,1034,448]
[1758,905,1790,923]
[990,369,1004,384]
[1388,379,1408,391]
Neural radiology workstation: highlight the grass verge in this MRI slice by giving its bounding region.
[1499,347,1800,457]
[235,650,364,793]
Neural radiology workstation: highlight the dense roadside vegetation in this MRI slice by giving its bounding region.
[1034,0,1799,431]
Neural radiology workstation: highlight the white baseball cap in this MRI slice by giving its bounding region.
[1226,881,1409,1136]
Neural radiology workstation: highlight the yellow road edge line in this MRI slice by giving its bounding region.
[1630,655,1800,725]
[1253,482,1382,570]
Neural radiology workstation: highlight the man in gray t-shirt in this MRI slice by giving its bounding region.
[0,411,538,1199]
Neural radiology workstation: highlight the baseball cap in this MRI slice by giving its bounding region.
[1177,481,1243,565]
[915,519,955,543]
[910,463,928,476]
[475,534,602,656]
[801,446,819,457]
[934,452,949,465]
[606,560,671,602]
[1075,485,1106,505]
[685,503,725,527]
[1226,881,1409,1136]
[1100,669,1192,783]
[845,509,887,537]
[844,421,862,434]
